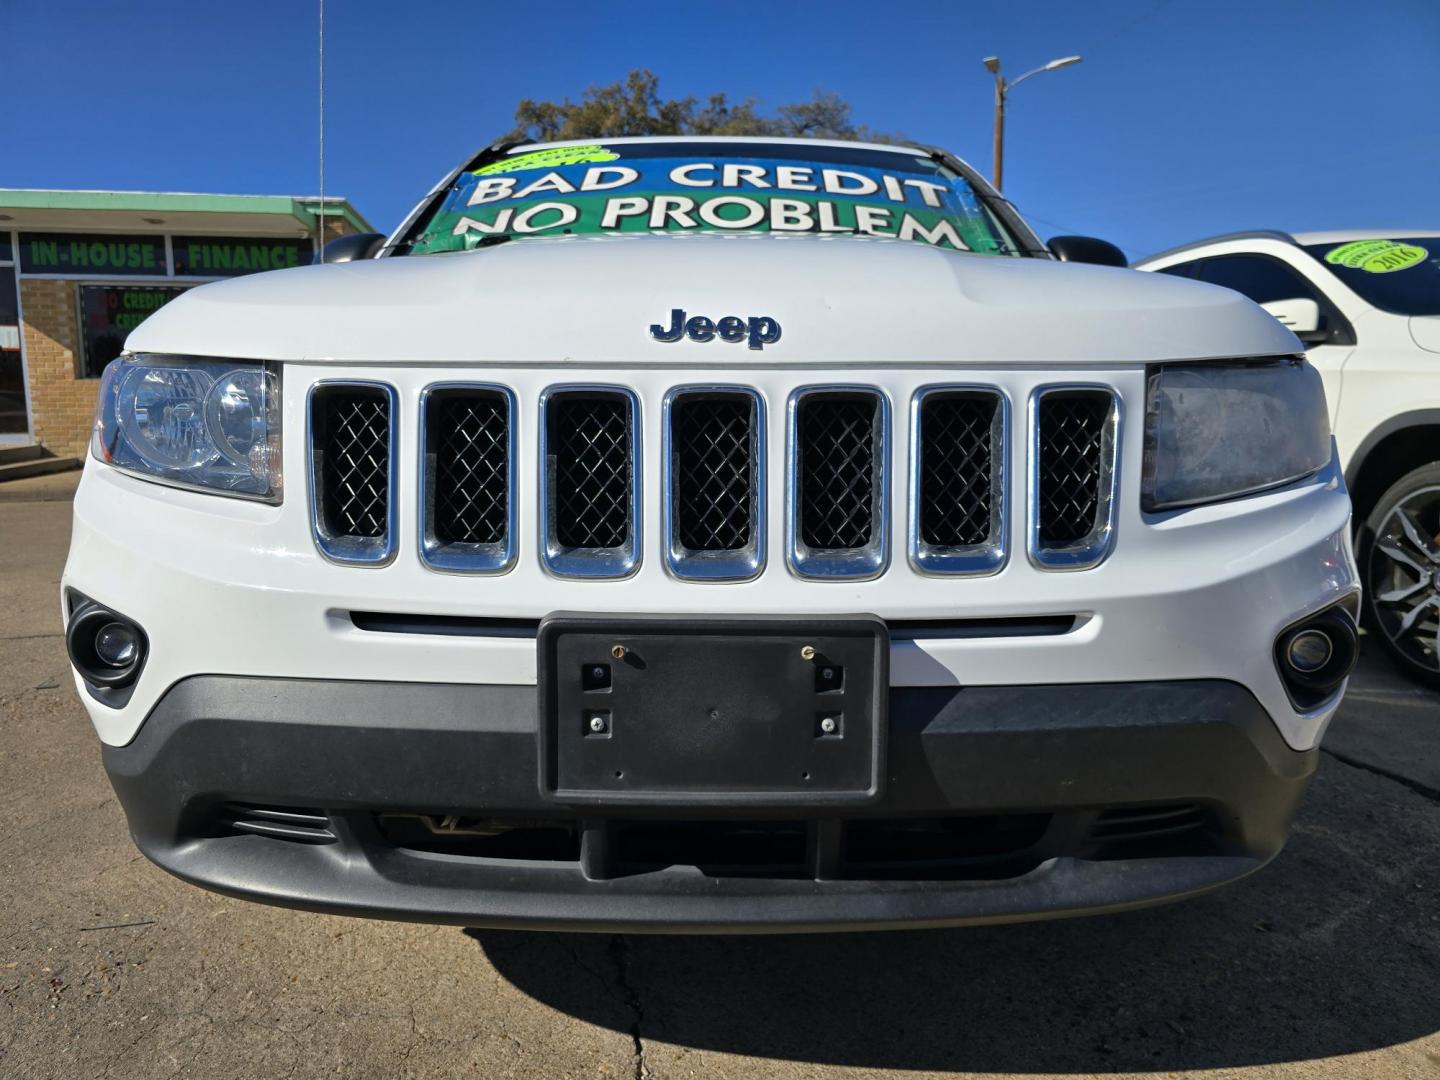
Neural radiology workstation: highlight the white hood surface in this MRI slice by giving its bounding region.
[129,233,1300,367]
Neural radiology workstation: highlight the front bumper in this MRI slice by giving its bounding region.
[65,435,1357,753]
[104,675,1315,933]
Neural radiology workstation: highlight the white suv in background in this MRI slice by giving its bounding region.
[1138,232,1440,687]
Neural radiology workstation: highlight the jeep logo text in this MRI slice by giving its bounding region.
[649,309,781,350]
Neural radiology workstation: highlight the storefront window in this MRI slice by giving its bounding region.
[77,284,190,379]
[0,266,25,434]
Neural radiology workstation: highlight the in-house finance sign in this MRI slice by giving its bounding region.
[172,236,314,277]
[20,234,165,275]
[19,233,315,278]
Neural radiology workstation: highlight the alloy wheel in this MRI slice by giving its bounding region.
[1368,484,1440,677]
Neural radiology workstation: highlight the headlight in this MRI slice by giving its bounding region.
[1142,357,1331,512]
[92,355,282,501]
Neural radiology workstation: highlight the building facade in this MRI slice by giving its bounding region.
[0,191,372,458]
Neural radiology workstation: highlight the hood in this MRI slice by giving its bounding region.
[128,233,1300,366]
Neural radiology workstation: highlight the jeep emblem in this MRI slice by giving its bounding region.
[649,308,781,350]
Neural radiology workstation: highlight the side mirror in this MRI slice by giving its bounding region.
[314,232,387,265]
[1047,235,1127,268]
[1261,298,1326,343]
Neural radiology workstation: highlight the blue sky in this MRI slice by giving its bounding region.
[3,0,1436,259]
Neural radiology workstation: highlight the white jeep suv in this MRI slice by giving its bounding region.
[1138,231,1440,687]
[64,137,1358,932]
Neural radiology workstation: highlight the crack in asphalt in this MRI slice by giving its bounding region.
[558,935,650,1077]
[607,936,650,1080]
[1321,746,1440,804]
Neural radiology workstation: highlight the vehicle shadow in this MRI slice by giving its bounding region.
[468,756,1440,1073]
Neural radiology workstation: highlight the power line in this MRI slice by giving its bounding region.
[1076,0,1180,57]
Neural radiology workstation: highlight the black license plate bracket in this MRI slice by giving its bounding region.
[537,614,888,805]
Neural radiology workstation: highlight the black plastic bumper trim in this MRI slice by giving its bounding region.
[101,675,1315,932]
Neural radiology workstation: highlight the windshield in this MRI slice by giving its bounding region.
[404,140,1023,257]
[1304,237,1440,316]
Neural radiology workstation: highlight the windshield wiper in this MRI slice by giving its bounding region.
[392,232,515,255]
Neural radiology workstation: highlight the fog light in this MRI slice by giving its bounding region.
[94,622,140,668]
[1274,603,1358,709]
[65,594,148,698]
[1285,629,1333,673]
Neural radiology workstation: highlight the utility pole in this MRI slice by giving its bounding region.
[981,55,1082,193]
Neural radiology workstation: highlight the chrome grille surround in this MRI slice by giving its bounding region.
[303,374,1129,581]
[785,385,891,581]
[538,384,642,579]
[661,386,767,582]
[1027,385,1121,571]
[418,383,518,575]
[307,380,399,567]
[907,385,1009,576]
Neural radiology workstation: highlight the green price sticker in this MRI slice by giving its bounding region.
[474,144,619,176]
[1324,239,1428,274]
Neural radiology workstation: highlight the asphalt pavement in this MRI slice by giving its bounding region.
[2,470,1437,1079]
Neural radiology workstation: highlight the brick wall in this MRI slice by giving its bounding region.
[20,279,94,459]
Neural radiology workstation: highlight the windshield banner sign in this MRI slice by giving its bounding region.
[412,145,1010,257]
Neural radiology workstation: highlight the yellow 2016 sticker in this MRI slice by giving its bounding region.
[1324,239,1428,274]
[474,145,619,176]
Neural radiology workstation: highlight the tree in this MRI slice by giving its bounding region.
[507,70,902,144]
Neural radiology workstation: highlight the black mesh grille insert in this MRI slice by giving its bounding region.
[314,386,390,540]
[672,395,755,552]
[549,393,632,549]
[430,391,509,546]
[1037,391,1111,547]
[919,393,998,548]
[797,392,880,550]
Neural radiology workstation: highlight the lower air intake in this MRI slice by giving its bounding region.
[220,804,336,844]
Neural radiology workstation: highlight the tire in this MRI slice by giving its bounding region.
[1360,462,1440,689]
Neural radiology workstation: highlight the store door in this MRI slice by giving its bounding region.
[0,264,29,437]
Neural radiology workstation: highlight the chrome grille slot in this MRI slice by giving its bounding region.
[308,382,397,565]
[787,387,889,579]
[1030,387,1119,570]
[541,386,641,578]
[421,384,515,573]
[910,387,1006,575]
[663,387,765,580]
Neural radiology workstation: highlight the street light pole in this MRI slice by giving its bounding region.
[989,61,1007,193]
[981,54,1082,193]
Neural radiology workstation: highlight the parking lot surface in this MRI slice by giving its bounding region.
[2,471,1437,1079]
